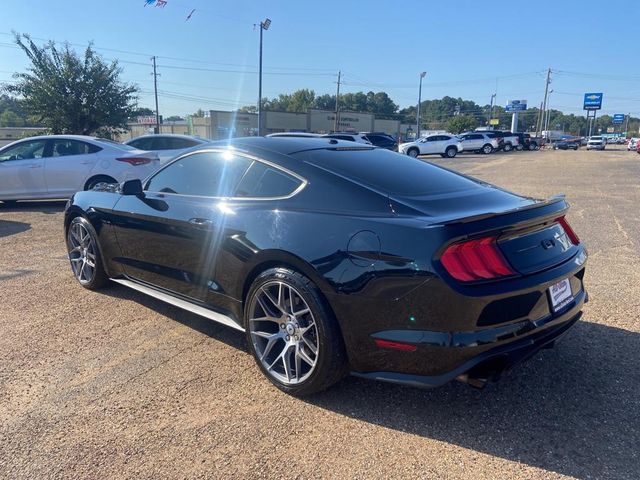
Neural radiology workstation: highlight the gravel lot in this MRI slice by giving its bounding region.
[1,146,638,479]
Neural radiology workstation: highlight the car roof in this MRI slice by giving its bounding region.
[206,136,372,156]
[126,134,208,143]
[6,134,102,142]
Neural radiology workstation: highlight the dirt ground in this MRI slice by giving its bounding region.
[0,146,638,479]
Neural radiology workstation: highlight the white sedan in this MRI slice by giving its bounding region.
[125,134,209,164]
[0,135,159,203]
[398,134,463,158]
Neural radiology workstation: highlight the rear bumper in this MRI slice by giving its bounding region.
[351,282,586,389]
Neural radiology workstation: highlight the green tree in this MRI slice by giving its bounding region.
[446,115,477,134]
[6,34,137,135]
[165,115,184,122]
[0,109,25,127]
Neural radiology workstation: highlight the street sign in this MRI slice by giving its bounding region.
[583,93,603,110]
[607,127,614,133]
[612,114,625,124]
[505,100,527,112]
[489,118,499,125]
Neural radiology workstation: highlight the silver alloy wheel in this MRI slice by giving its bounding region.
[67,222,97,284]
[446,147,456,158]
[408,148,418,158]
[483,144,493,154]
[249,281,319,385]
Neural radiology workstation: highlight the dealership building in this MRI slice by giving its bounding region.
[121,108,407,141]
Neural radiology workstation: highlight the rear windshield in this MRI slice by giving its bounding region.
[295,148,483,196]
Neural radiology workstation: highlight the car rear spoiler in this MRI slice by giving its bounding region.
[439,195,568,225]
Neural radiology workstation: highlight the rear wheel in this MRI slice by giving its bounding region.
[407,148,419,158]
[66,216,108,289]
[245,268,347,396]
[445,146,457,158]
[482,144,493,154]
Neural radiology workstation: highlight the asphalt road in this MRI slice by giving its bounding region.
[1,146,639,479]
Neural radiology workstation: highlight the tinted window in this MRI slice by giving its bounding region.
[296,148,484,196]
[235,161,302,198]
[52,139,99,157]
[168,137,200,149]
[329,135,355,142]
[146,151,252,197]
[426,137,438,142]
[0,140,47,161]
[468,134,483,140]
[127,138,152,150]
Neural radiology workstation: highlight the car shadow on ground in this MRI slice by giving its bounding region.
[307,320,639,480]
[0,219,31,238]
[0,200,67,214]
[91,283,640,479]
[100,282,246,351]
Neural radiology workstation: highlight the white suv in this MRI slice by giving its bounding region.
[458,132,500,154]
[399,134,462,158]
[586,136,606,150]
[322,133,372,144]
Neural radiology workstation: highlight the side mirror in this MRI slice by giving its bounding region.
[121,178,143,196]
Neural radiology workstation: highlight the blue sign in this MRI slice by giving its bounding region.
[583,93,603,110]
[505,99,527,112]
[613,114,625,124]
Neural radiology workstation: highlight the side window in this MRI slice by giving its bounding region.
[51,139,94,157]
[129,138,151,150]
[235,161,302,198]
[145,151,252,197]
[169,138,200,149]
[440,136,452,141]
[470,134,483,140]
[426,137,437,142]
[0,140,47,161]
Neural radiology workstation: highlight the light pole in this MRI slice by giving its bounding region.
[416,72,426,139]
[488,93,496,127]
[544,89,554,138]
[257,18,271,136]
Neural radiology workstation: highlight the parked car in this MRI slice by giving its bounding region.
[399,134,462,158]
[360,132,398,151]
[458,132,500,154]
[586,136,606,150]
[64,137,587,395]
[125,134,209,164]
[554,141,580,150]
[0,135,159,203]
[267,132,322,138]
[322,133,372,144]
[512,133,539,151]
[481,130,520,152]
[627,138,638,151]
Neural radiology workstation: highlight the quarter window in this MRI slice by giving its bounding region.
[235,161,302,198]
[146,151,252,197]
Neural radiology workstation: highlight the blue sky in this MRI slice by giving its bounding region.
[2,0,639,118]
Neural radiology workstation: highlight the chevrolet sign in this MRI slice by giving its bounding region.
[583,93,603,110]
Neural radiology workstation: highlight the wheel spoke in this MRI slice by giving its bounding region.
[297,346,315,366]
[301,334,318,355]
[262,287,285,315]
[282,345,293,381]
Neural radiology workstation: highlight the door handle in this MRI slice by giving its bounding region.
[29,164,42,169]
[189,218,213,227]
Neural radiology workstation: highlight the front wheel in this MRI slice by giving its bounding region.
[245,268,347,396]
[482,144,493,154]
[66,216,108,289]
[407,148,419,158]
[445,146,457,158]
[503,143,513,152]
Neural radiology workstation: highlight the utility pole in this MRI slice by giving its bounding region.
[152,56,160,134]
[488,93,496,126]
[624,113,630,137]
[257,18,271,136]
[334,70,341,132]
[416,71,426,138]
[537,68,551,139]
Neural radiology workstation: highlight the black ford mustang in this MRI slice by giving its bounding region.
[64,137,587,395]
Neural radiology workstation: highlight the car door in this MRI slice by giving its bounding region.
[419,137,437,154]
[0,139,47,199]
[44,139,101,196]
[466,134,483,150]
[110,150,253,300]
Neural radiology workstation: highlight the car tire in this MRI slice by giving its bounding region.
[482,144,493,154]
[445,146,457,158]
[516,145,523,151]
[245,267,348,396]
[503,143,513,152]
[66,216,108,290]
[84,175,118,191]
[407,148,419,158]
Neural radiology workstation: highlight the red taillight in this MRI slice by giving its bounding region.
[116,157,152,166]
[556,216,580,245]
[374,339,417,352]
[440,236,515,282]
